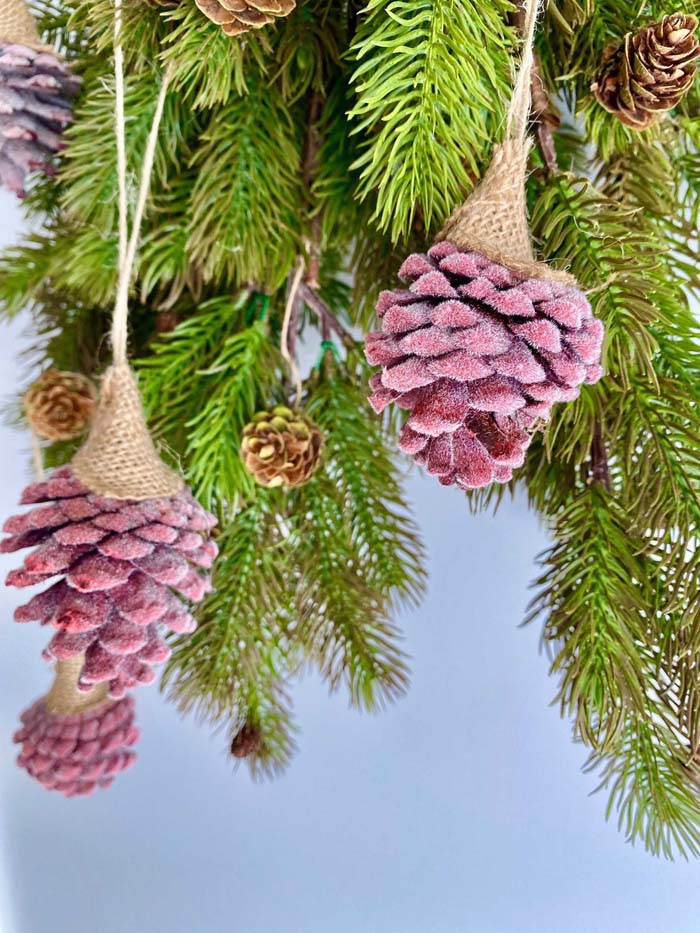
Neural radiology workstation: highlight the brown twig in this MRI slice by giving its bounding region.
[510,1,560,178]
[531,53,560,178]
[299,282,356,350]
[302,92,324,289]
[590,418,612,492]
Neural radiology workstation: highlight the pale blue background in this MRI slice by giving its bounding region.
[1,193,699,933]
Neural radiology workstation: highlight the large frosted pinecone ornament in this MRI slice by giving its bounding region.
[241,406,323,488]
[195,0,295,37]
[592,13,700,129]
[14,692,139,796]
[366,243,604,490]
[0,42,81,197]
[2,466,218,698]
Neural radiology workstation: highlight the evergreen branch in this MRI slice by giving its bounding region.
[587,706,700,860]
[138,294,283,509]
[162,499,297,729]
[185,74,303,288]
[527,486,651,750]
[348,0,514,240]
[290,356,424,709]
[294,473,410,710]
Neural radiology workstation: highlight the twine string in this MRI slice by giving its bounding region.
[111,0,172,367]
[505,0,541,146]
[281,260,305,408]
[114,0,128,278]
[71,0,183,500]
[29,429,45,481]
[437,0,574,285]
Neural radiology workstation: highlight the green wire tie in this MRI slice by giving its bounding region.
[246,293,270,325]
[314,339,342,370]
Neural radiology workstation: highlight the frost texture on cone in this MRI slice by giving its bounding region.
[195,0,295,37]
[592,13,700,129]
[366,243,604,490]
[14,694,139,796]
[2,466,218,697]
[241,405,323,488]
[0,43,81,197]
[24,369,96,441]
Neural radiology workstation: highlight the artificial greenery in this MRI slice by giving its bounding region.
[2,0,700,856]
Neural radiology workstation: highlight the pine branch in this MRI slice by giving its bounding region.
[162,498,297,734]
[291,354,425,709]
[185,73,303,288]
[138,293,283,509]
[348,0,514,240]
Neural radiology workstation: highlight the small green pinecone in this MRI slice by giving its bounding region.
[241,406,323,488]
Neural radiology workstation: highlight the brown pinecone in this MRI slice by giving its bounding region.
[231,722,262,759]
[241,405,323,488]
[24,370,96,441]
[592,13,700,129]
[194,0,295,37]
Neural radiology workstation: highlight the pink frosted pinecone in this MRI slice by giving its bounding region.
[0,42,81,197]
[2,466,218,698]
[14,695,139,796]
[366,242,604,489]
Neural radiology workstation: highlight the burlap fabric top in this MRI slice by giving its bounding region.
[0,0,51,50]
[72,363,183,500]
[438,138,575,287]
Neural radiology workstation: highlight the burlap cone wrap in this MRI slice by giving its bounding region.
[438,141,575,287]
[72,363,183,500]
[0,0,50,50]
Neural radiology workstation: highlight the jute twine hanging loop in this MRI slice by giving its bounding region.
[71,0,181,501]
[438,0,574,287]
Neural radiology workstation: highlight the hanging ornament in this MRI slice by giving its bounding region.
[195,0,296,38]
[3,0,217,793]
[592,14,700,130]
[0,0,81,197]
[3,461,216,697]
[230,722,263,760]
[364,0,604,491]
[14,658,140,796]
[241,405,323,488]
[24,369,96,441]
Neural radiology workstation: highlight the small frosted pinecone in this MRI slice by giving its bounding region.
[592,14,700,129]
[14,695,139,796]
[231,722,262,759]
[241,406,323,488]
[2,466,218,698]
[24,369,96,441]
[195,0,295,37]
[0,42,81,197]
[365,243,604,490]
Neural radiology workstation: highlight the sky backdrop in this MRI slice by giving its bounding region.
[1,193,700,933]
